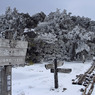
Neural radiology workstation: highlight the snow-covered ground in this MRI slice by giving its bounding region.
[12,61,95,95]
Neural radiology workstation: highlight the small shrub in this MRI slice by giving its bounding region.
[29,60,34,65]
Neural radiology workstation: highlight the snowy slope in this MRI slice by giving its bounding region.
[12,61,95,95]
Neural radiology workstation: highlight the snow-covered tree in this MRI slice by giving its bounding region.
[35,9,95,61]
[0,7,26,40]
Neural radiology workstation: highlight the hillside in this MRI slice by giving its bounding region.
[35,9,95,62]
[0,7,95,62]
[12,61,95,95]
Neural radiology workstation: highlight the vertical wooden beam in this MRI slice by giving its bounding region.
[0,67,2,94]
[1,65,12,95]
[1,66,7,95]
[5,65,12,95]
[54,59,58,88]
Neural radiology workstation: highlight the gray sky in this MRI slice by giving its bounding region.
[0,0,95,20]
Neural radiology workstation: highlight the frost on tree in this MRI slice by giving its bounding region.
[35,9,95,61]
[0,8,95,62]
[0,7,46,62]
[0,7,26,40]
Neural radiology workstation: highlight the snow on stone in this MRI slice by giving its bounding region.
[24,28,35,33]
[24,28,29,33]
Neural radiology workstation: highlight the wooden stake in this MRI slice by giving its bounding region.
[54,59,58,88]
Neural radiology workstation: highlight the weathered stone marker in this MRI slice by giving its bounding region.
[0,38,28,95]
[45,59,72,89]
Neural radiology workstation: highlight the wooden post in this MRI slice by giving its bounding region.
[0,67,1,94]
[54,59,58,89]
[1,66,6,95]
[0,66,12,95]
[5,65,12,95]
[45,59,71,89]
[0,38,28,95]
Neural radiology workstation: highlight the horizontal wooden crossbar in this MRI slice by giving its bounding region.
[51,68,72,73]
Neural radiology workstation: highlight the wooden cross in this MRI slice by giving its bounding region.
[45,59,72,89]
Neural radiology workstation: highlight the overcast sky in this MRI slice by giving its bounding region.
[0,0,95,20]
